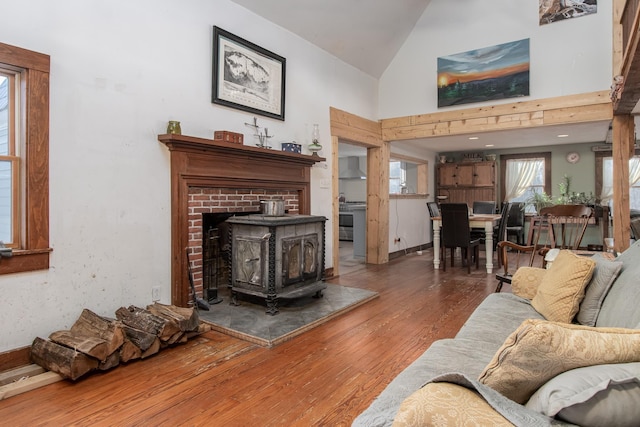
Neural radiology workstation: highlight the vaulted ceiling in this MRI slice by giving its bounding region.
[230,0,617,154]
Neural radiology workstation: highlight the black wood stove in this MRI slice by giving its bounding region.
[226,214,327,315]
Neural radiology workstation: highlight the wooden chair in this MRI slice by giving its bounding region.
[495,204,593,292]
[534,204,593,250]
[440,203,481,274]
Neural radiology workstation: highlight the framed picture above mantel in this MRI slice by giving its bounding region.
[212,26,286,121]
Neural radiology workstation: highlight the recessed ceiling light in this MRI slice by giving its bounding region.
[557,134,569,138]
[485,144,494,147]
[468,136,479,140]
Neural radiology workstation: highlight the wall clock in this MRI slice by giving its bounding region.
[566,152,580,164]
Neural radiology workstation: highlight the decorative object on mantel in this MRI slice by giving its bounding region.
[281,142,301,153]
[462,152,483,162]
[166,121,181,135]
[244,116,274,149]
[308,123,322,156]
[439,155,447,164]
[213,130,243,144]
[212,26,286,121]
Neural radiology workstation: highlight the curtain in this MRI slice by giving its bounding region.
[504,159,540,201]
[600,156,640,204]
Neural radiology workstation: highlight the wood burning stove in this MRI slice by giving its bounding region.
[226,214,327,315]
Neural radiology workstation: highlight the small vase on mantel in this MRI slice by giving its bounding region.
[167,120,182,135]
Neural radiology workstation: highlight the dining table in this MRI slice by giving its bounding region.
[431,214,502,273]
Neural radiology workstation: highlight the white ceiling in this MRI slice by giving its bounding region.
[230,0,431,78]
[231,0,618,155]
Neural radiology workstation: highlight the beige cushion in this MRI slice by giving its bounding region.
[392,382,513,427]
[511,267,546,300]
[531,250,595,323]
[478,319,640,404]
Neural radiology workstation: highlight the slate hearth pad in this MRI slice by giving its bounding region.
[198,284,378,347]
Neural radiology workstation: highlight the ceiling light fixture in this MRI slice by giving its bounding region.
[469,136,479,140]
[557,134,569,138]
[485,144,494,147]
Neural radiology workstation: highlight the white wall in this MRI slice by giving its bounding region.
[0,0,377,352]
[379,0,613,118]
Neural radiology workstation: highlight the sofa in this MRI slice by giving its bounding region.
[353,241,640,426]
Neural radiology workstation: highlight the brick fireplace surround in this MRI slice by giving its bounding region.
[159,134,323,307]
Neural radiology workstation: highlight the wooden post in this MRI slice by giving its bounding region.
[367,144,390,264]
[612,114,634,252]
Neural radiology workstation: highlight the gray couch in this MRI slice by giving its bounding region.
[353,241,640,426]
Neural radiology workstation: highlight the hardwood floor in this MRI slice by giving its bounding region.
[0,248,505,426]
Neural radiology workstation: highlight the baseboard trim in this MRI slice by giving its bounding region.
[0,346,31,372]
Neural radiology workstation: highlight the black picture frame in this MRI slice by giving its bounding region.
[212,26,286,121]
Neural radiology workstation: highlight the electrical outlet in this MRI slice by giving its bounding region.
[152,286,161,301]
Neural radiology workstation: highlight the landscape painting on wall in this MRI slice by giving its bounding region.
[437,39,530,108]
[539,0,597,25]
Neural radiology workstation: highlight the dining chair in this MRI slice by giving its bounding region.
[426,201,440,218]
[505,202,525,245]
[472,201,496,214]
[471,200,498,241]
[440,203,481,274]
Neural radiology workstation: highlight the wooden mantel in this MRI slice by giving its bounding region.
[158,133,324,306]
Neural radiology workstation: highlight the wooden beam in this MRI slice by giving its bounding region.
[0,371,62,401]
[381,91,612,141]
[612,114,634,252]
[366,145,390,264]
[331,135,340,277]
[614,1,640,113]
[329,107,389,267]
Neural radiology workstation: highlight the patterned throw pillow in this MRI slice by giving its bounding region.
[531,250,595,323]
[478,319,640,404]
[392,382,513,427]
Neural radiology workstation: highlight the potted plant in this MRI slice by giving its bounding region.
[524,189,554,214]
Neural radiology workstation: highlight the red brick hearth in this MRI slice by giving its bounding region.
[158,133,323,306]
[187,187,299,296]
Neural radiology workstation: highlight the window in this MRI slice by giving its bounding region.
[596,151,640,210]
[0,42,51,274]
[500,152,551,213]
[0,70,20,246]
[389,161,406,194]
[389,155,428,195]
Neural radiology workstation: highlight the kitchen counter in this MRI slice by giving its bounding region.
[352,205,366,259]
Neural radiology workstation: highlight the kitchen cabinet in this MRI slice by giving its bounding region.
[436,161,497,209]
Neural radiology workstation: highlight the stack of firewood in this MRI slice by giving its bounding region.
[30,303,205,381]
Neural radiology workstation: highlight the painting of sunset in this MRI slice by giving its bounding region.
[437,39,530,108]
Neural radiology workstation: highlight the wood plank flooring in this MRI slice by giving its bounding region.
[0,248,506,426]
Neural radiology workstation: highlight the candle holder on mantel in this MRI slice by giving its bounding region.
[308,123,322,156]
[244,116,273,149]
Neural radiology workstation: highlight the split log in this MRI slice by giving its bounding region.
[119,339,142,363]
[119,325,157,352]
[70,309,124,355]
[146,303,200,333]
[140,338,160,359]
[116,306,169,341]
[30,337,98,381]
[98,351,120,371]
[49,331,109,362]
